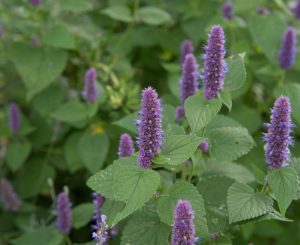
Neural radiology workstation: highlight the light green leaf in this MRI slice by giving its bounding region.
[72,203,94,229]
[102,199,125,227]
[227,183,273,224]
[224,53,246,91]
[157,180,209,239]
[113,111,138,134]
[43,24,76,49]
[219,91,232,111]
[102,5,133,23]
[59,0,93,13]
[208,127,255,161]
[137,7,171,26]
[78,132,109,173]
[268,166,298,215]
[8,43,68,99]
[6,141,31,171]
[153,135,201,166]
[165,124,185,137]
[184,91,222,133]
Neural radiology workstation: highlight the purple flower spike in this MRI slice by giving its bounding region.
[202,25,227,100]
[8,102,21,135]
[279,27,297,69]
[56,192,72,234]
[176,106,185,121]
[83,68,99,103]
[30,0,42,6]
[0,179,22,211]
[137,87,163,169]
[222,2,233,20]
[118,133,134,158]
[171,200,196,245]
[264,96,293,169]
[181,40,194,65]
[293,0,300,20]
[199,140,209,153]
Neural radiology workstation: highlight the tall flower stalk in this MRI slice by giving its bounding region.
[56,192,72,234]
[83,68,99,102]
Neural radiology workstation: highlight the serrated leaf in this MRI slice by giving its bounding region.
[184,91,222,133]
[102,5,133,23]
[78,132,109,173]
[157,180,209,239]
[219,91,232,111]
[227,183,273,224]
[137,7,171,26]
[121,202,170,245]
[165,124,185,137]
[268,166,298,215]
[205,115,241,135]
[224,53,246,91]
[153,135,201,166]
[208,127,255,161]
[6,141,31,171]
[72,203,94,229]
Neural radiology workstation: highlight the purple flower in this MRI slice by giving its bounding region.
[181,40,194,65]
[0,179,22,211]
[137,87,163,168]
[199,141,209,153]
[222,2,233,20]
[30,0,42,6]
[177,54,199,120]
[176,106,185,121]
[293,0,300,20]
[202,25,227,100]
[278,27,297,69]
[257,7,270,15]
[56,192,72,234]
[8,102,21,135]
[171,200,196,245]
[118,133,134,158]
[264,96,293,169]
[83,68,99,102]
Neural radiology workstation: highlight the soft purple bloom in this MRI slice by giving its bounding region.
[30,0,42,6]
[222,2,233,20]
[56,192,72,234]
[0,179,22,211]
[293,0,300,20]
[181,40,194,65]
[83,68,99,102]
[199,141,209,153]
[176,106,185,121]
[177,54,199,120]
[279,27,297,69]
[264,96,293,169]
[171,200,196,245]
[118,133,134,158]
[8,102,21,135]
[202,25,227,100]
[257,7,270,15]
[137,87,163,169]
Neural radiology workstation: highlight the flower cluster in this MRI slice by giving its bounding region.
[83,68,99,102]
[278,27,297,69]
[118,133,134,158]
[56,192,72,234]
[0,179,22,211]
[222,2,233,20]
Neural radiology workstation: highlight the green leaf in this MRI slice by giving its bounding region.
[72,203,94,229]
[208,127,255,161]
[165,124,185,137]
[64,132,84,173]
[102,199,125,227]
[113,111,138,135]
[219,91,232,111]
[268,166,298,215]
[157,180,209,239]
[8,43,67,99]
[51,101,88,125]
[224,53,246,91]
[59,0,93,13]
[137,7,171,26]
[153,135,201,166]
[102,5,133,23]
[11,227,64,245]
[78,132,109,173]
[6,141,31,171]
[184,91,222,133]
[43,24,76,49]
[227,183,273,224]
[121,202,171,245]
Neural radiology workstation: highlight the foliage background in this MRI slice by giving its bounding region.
[1,0,300,244]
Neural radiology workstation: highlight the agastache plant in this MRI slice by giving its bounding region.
[171,200,197,245]
[176,53,199,121]
[202,25,227,100]
[30,0,42,6]
[278,27,297,69]
[118,133,134,158]
[8,102,21,135]
[0,179,22,211]
[222,2,233,20]
[180,40,194,65]
[293,0,300,20]
[264,96,293,169]
[136,87,163,169]
[83,68,99,102]
[56,192,72,234]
